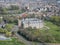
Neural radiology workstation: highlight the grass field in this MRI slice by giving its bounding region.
[0,38,25,45]
[44,21,60,43]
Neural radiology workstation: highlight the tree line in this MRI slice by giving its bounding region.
[0,5,20,14]
[50,16,60,26]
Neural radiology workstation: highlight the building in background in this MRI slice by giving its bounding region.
[18,18,44,29]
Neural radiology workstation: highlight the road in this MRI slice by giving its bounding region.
[12,25,46,45]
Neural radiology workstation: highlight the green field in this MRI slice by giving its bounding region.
[0,38,25,45]
[44,21,60,43]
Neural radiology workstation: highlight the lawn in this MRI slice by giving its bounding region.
[0,38,25,45]
[44,21,60,43]
[45,21,60,35]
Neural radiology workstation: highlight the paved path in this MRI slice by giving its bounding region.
[12,25,46,45]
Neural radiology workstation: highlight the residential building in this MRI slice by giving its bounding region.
[18,18,44,29]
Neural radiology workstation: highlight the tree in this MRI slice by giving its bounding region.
[0,7,7,14]
[3,16,18,24]
[0,18,3,23]
[0,28,7,33]
[50,16,60,25]
[9,5,19,10]
[5,31,12,37]
[5,24,14,31]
